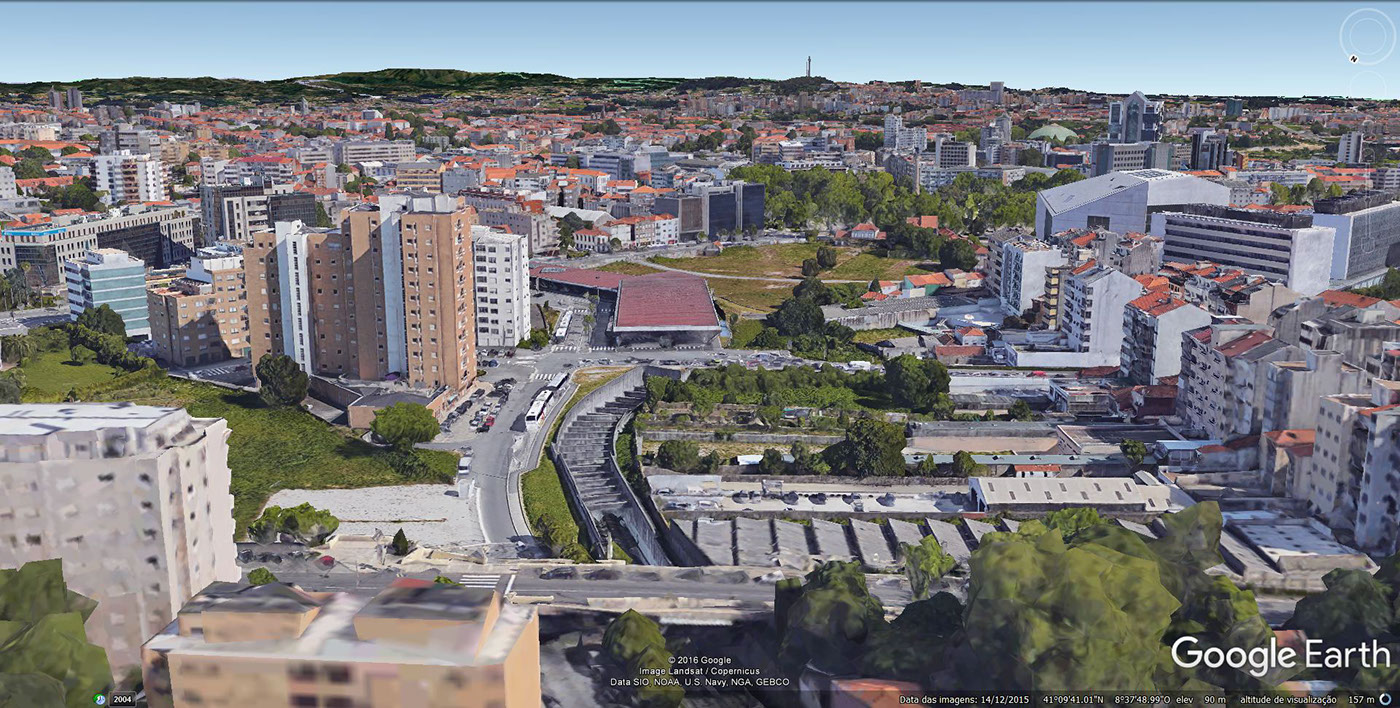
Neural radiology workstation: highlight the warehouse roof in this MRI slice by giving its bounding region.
[614,272,720,330]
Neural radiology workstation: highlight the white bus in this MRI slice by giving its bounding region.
[525,398,549,429]
[546,372,569,392]
[553,310,573,340]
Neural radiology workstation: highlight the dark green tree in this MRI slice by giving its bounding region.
[1009,399,1033,421]
[778,561,889,674]
[816,245,839,269]
[0,559,111,707]
[371,402,439,451]
[902,535,955,599]
[758,447,788,475]
[255,353,308,407]
[390,528,411,556]
[247,568,278,585]
[656,440,701,473]
[939,238,979,271]
[75,304,125,339]
[1121,439,1148,467]
[247,503,340,545]
[602,610,683,708]
[825,418,907,477]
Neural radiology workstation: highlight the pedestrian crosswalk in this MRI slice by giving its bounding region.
[551,344,582,352]
[457,573,511,590]
[528,372,551,381]
[198,364,244,377]
[588,346,616,352]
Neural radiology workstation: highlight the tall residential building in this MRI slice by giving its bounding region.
[1176,324,1296,440]
[246,194,478,394]
[1107,91,1163,143]
[1119,291,1211,384]
[141,579,540,708]
[0,165,16,200]
[47,87,64,109]
[472,226,531,348]
[331,139,417,165]
[148,245,249,367]
[200,182,317,245]
[93,151,166,205]
[0,403,240,673]
[1149,205,1336,296]
[882,113,927,153]
[1338,131,1367,164]
[100,124,160,156]
[1225,98,1244,117]
[1261,349,1366,434]
[998,240,1068,315]
[1305,380,1400,549]
[1190,131,1228,171]
[990,81,1005,104]
[66,87,83,111]
[394,161,445,193]
[1312,190,1400,283]
[692,181,764,236]
[66,249,150,337]
[932,137,976,168]
[1061,262,1145,366]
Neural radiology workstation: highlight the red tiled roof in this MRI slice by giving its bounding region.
[614,272,719,329]
[1215,330,1274,358]
[529,265,630,291]
[1319,290,1381,309]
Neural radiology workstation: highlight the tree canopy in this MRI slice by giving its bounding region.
[255,353,308,407]
[0,559,111,707]
[370,402,439,451]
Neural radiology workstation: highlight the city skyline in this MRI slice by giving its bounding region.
[2,2,1398,98]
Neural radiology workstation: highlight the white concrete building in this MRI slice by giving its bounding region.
[331,139,417,165]
[0,165,16,200]
[1176,324,1296,440]
[268,220,314,372]
[0,404,240,672]
[1036,169,1230,238]
[932,137,976,168]
[998,239,1067,315]
[1312,190,1400,284]
[92,151,165,205]
[1338,131,1366,164]
[65,248,150,337]
[883,113,927,152]
[471,226,531,348]
[1306,381,1400,550]
[1061,262,1145,366]
[1120,291,1212,384]
[1149,206,1336,296]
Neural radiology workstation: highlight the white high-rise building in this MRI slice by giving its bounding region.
[0,165,15,200]
[471,226,531,348]
[1338,131,1366,164]
[1061,263,1146,366]
[882,113,927,153]
[92,151,166,205]
[998,240,1068,315]
[0,403,240,673]
[1149,206,1336,296]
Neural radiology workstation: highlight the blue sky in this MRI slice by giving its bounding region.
[3,2,1399,98]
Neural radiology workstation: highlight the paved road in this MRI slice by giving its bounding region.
[254,565,914,609]
[0,305,69,336]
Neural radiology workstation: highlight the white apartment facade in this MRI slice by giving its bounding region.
[0,165,16,200]
[1061,263,1145,366]
[1119,292,1212,384]
[472,226,531,348]
[0,403,240,673]
[92,151,166,205]
[998,240,1067,315]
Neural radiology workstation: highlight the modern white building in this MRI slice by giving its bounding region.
[1338,131,1366,164]
[1035,169,1231,238]
[65,248,150,337]
[0,403,240,673]
[932,137,976,168]
[883,113,927,153]
[1061,262,1145,366]
[998,240,1067,315]
[1305,381,1400,551]
[1312,190,1400,284]
[471,226,531,348]
[331,139,417,165]
[1149,206,1336,296]
[0,165,16,200]
[1120,291,1212,384]
[92,151,166,205]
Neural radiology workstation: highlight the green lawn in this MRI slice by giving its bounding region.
[522,367,631,562]
[853,327,916,344]
[825,253,934,282]
[18,350,126,401]
[51,372,457,538]
[652,243,822,278]
[708,278,793,313]
[592,261,665,276]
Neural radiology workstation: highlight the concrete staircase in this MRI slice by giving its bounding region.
[553,386,647,525]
